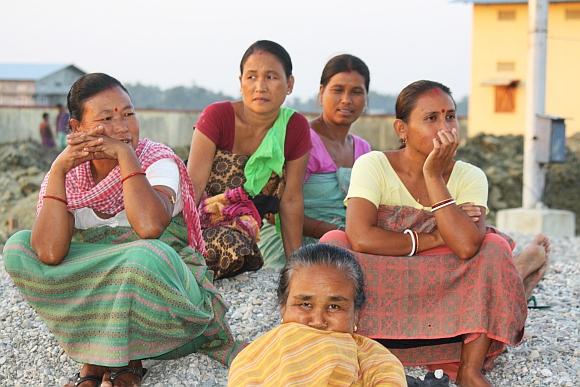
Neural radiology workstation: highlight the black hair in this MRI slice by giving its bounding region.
[395,80,455,123]
[42,112,49,119]
[320,54,370,92]
[67,73,130,121]
[277,244,366,311]
[239,40,293,78]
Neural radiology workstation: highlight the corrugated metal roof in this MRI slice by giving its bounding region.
[0,63,69,81]
[461,0,579,4]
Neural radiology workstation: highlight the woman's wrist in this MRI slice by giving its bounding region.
[117,148,142,172]
[49,161,69,178]
[115,143,138,163]
[423,172,445,185]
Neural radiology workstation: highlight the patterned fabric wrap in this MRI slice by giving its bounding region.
[327,205,527,368]
[2,216,241,367]
[201,149,284,279]
[37,138,205,253]
[199,186,261,240]
[228,322,407,387]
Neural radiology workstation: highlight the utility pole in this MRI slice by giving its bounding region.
[497,0,575,236]
[522,0,548,208]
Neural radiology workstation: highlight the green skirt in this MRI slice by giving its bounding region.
[2,216,241,367]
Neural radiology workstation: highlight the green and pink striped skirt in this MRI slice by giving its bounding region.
[2,216,241,367]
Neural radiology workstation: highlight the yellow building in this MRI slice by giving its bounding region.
[467,0,580,136]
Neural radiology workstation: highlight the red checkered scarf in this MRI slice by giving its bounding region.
[38,138,205,253]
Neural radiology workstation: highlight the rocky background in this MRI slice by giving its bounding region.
[0,134,578,244]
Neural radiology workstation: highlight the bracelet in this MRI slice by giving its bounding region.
[413,230,419,254]
[431,198,454,209]
[158,189,176,205]
[431,198,456,212]
[403,229,417,256]
[43,194,68,205]
[121,171,146,184]
[336,225,345,231]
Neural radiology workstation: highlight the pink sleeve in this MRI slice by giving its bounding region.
[353,134,372,160]
[305,128,337,181]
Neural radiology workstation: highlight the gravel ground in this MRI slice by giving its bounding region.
[0,233,578,387]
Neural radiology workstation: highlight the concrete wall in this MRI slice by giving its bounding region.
[469,2,580,136]
[0,105,468,151]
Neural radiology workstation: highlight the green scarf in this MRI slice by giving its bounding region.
[243,107,295,197]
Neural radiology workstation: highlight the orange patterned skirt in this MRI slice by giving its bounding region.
[321,205,527,375]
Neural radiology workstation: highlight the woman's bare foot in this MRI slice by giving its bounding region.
[514,234,550,298]
[64,364,108,387]
[456,366,492,387]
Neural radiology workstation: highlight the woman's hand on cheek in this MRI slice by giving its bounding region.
[423,128,458,178]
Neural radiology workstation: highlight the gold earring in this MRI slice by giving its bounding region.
[353,325,358,332]
[401,137,407,145]
[281,318,284,323]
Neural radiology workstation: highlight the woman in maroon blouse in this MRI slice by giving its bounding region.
[187,40,311,279]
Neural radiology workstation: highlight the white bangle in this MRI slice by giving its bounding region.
[431,199,456,212]
[403,229,417,256]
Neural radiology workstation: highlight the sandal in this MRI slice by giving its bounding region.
[110,367,147,386]
[527,295,550,309]
[406,371,450,386]
[68,372,102,387]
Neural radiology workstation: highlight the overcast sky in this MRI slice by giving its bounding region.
[2,0,473,99]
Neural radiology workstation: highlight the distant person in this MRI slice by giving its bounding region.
[55,103,70,150]
[187,40,311,279]
[258,54,372,268]
[3,73,239,387]
[39,112,55,148]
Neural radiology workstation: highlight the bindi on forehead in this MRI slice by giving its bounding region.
[114,107,118,112]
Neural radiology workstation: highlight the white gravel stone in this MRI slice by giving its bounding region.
[529,349,540,360]
[1,233,578,386]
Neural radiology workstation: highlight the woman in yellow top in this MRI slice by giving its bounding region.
[228,243,407,386]
[321,80,549,386]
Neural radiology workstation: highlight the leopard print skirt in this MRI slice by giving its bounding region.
[202,149,284,279]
